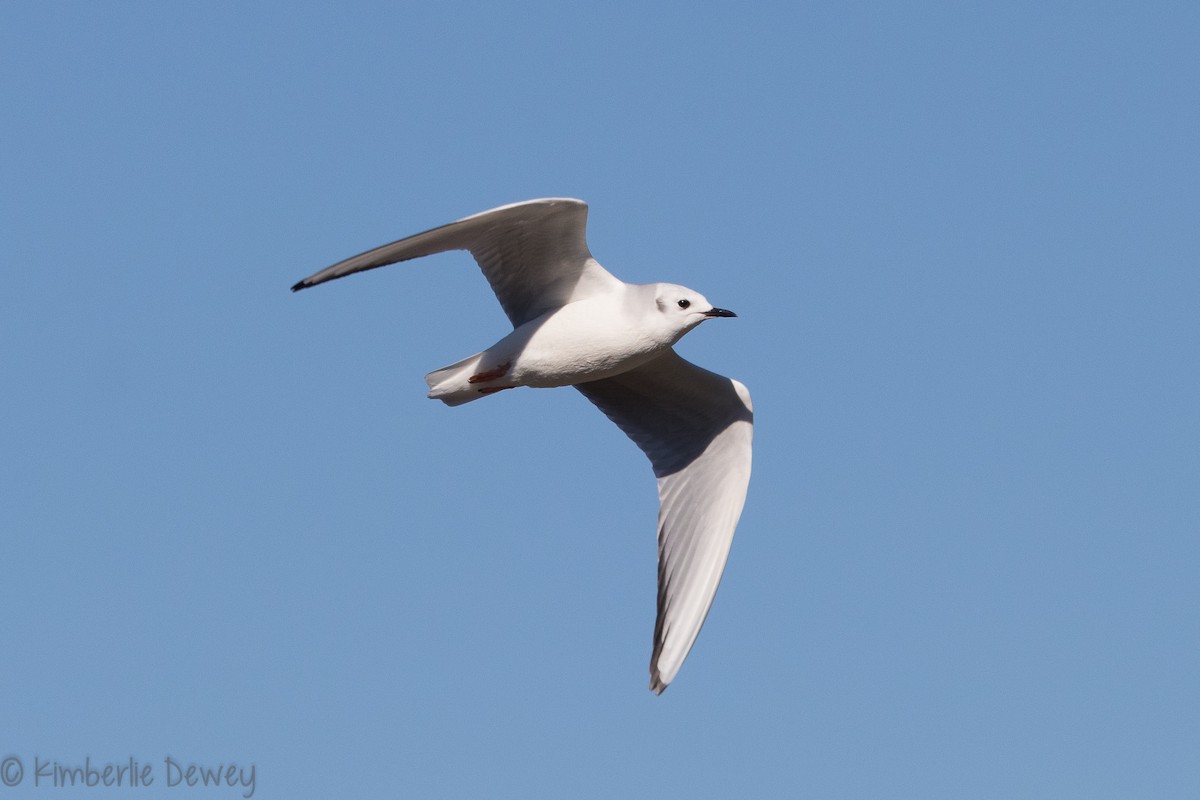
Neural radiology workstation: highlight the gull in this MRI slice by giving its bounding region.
[291,198,753,693]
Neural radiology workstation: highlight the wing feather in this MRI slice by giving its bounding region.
[291,198,623,326]
[575,350,753,693]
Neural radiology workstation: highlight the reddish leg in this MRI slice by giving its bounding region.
[468,360,512,384]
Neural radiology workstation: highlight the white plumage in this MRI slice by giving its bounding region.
[292,198,753,693]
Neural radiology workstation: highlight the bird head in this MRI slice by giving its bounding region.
[653,283,737,335]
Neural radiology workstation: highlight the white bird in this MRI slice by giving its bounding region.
[292,198,753,693]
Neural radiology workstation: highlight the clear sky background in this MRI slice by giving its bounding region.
[2,2,1197,798]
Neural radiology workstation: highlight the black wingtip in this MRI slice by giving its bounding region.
[290,281,308,293]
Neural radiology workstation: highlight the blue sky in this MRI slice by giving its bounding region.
[2,2,1197,798]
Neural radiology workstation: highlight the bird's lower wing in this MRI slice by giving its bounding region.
[291,198,622,327]
[575,350,753,693]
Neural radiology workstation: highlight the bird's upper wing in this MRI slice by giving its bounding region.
[291,198,624,327]
[575,350,753,693]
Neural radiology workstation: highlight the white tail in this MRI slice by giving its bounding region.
[425,352,488,406]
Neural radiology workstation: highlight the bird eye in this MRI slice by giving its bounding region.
[677,299,690,309]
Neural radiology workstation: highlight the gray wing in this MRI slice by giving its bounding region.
[291,198,624,327]
[575,350,753,693]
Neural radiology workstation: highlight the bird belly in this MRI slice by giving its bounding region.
[504,302,669,388]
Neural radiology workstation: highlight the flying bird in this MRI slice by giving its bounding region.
[291,198,752,693]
